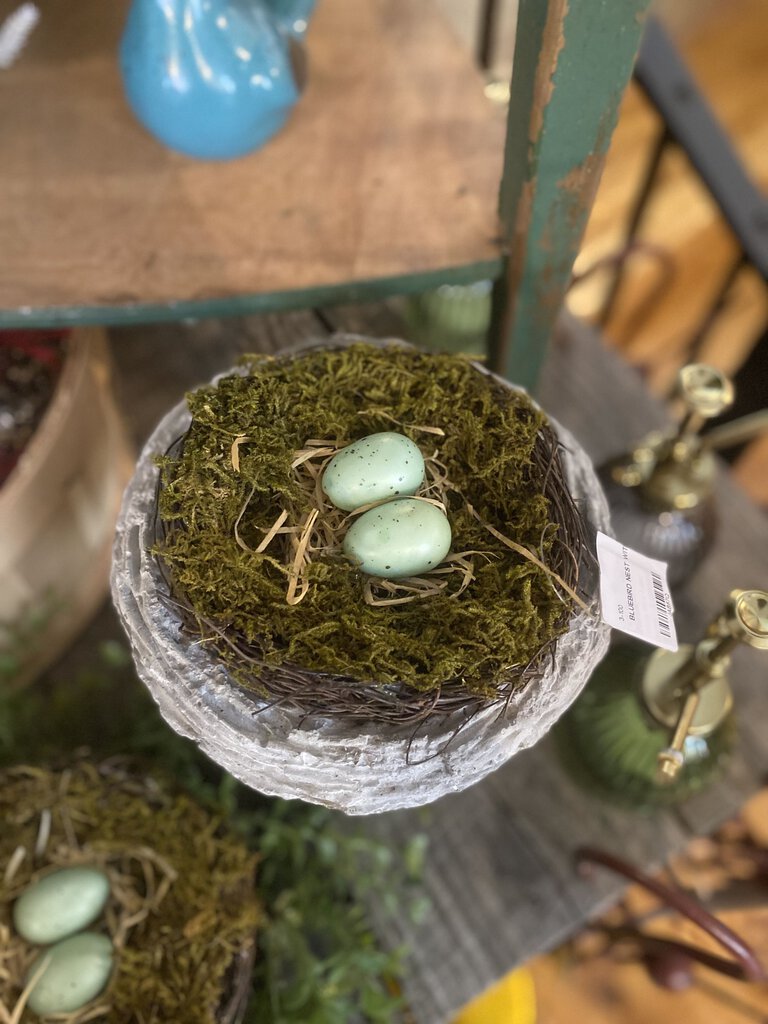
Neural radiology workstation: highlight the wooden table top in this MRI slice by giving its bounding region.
[0,0,503,327]
[85,305,768,1021]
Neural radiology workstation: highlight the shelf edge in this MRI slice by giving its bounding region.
[0,261,503,330]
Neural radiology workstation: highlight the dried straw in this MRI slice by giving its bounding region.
[228,430,496,610]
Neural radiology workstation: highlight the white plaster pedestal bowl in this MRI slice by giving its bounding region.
[111,337,611,815]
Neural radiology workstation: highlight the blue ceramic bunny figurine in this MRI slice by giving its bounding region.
[120,0,315,160]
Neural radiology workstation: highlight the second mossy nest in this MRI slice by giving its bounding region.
[155,343,590,721]
[0,761,260,1024]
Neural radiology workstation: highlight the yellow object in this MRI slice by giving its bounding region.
[453,967,536,1024]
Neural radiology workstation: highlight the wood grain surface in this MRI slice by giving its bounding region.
[0,0,504,320]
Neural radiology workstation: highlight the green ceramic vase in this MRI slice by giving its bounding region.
[555,641,734,810]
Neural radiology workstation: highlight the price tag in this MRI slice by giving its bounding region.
[596,532,678,651]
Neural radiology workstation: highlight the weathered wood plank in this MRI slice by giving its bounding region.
[361,737,692,1024]
[489,0,651,391]
[0,0,504,325]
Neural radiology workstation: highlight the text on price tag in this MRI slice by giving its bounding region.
[596,532,678,651]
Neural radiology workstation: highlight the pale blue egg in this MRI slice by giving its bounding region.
[343,498,452,578]
[13,866,110,945]
[323,432,425,512]
[26,932,114,1015]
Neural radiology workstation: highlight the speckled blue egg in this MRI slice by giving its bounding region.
[26,932,114,1015]
[322,432,425,512]
[343,498,452,578]
[13,866,110,945]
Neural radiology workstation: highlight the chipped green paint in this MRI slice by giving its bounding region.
[489,0,651,392]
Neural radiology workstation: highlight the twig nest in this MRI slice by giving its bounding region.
[111,335,611,814]
[0,761,259,1024]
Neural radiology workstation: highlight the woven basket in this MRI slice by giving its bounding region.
[0,328,133,687]
[112,335,611,814]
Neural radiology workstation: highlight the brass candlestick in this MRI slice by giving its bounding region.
[556,589,768,808]
[600,364,734,586]
[647,589,768,784]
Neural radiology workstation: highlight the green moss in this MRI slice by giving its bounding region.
[157,344,573,695]
[0,762,260,1024]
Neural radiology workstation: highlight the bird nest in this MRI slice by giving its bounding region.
[0,761,260,1024]
[151,342,594,727]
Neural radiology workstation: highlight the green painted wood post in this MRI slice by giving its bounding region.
[488,0,651,392]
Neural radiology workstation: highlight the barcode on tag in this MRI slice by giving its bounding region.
[650,570,672,641]
[596,532,678,651]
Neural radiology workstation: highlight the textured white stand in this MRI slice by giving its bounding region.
[111,337,611,814]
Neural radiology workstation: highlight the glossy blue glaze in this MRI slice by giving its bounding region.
[264,0,315,37]
[120,0,315,160]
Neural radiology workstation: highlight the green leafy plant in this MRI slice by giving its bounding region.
[244,802,419,1024]
[0,591,59,693]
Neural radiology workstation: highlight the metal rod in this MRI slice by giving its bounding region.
[657,690,700,783]
[685,254,748,364]
[477,0,500,71]
[669,690,700,751]
[634,18,768,280]
[599,126,671,328]
[666,633,740,700]
[704,409,768,451]
[577,846,767,982]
